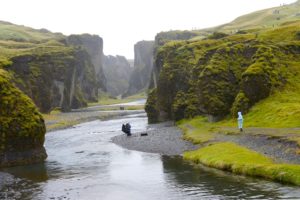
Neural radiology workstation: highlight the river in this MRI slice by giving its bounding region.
[1,112,300,200]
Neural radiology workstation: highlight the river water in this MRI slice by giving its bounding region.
[1,112,300,200]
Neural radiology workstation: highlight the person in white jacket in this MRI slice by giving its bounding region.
[237,112,243,132]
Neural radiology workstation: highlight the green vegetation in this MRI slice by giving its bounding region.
[147,8,300,186]
[0,21,64,42]
[0,21,101,113]
[214,1,300,34]
[88,92,146,106]
[151,1,300,46]
[44,94,145,131]
[178,116,216,144]
[184,142,300,185]
[0,69,46,166]
[145,89,159,123]
[147,20,300,124]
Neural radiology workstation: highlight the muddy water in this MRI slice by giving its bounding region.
[1,113,300,200]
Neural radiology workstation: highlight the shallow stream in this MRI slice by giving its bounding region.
[1,113,299,199]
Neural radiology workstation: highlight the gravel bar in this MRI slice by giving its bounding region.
[112,126,199,155]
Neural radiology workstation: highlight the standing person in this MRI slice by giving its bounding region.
[237,112,243,132]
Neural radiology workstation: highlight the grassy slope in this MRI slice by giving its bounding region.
[216,0,300,33]
[0,21,63,42]
[184,142,300,185]
[0,21,70,66]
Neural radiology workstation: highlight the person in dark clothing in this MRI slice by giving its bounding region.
[122,124,126,133]
[122,123,131,136]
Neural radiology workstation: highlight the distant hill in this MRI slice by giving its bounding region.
[155,1,300,42]
[213,0,300,33]
[0,20,64,42]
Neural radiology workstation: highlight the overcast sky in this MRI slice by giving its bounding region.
[0,0,297,59]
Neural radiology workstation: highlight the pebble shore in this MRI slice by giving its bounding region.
[112,126,198,155]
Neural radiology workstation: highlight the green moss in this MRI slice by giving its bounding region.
[148,21,300,123]
[231,92,250,116]
[184,142,300,185]
[207,32,228,40]
[145,89,159,123]
[0,69,46,154]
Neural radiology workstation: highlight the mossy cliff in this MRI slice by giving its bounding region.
[67,34,107,92]
[125,40,154,96]
[146,21,300,122]
[149,30,208,89]
[0,69,47,167]
[4,47,98,113]
[0,22,106,113]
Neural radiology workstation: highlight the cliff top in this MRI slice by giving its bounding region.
[156,0,300,42]
[0,20,64,42]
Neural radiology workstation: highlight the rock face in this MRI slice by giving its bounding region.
[125,41,154,96]
[149,30,203,89]
[145,23,300,123]
[0,69,47,167]
[102,55,132,96]
[0,23,107,113]
[67,34,107,92]
[7,48,98,113]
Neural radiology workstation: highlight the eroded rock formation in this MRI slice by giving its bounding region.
[103,55,132,96]
[125,40,154,96]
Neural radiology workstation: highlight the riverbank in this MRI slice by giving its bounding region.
[113,113,300,186]
[112,124,199,155]
[178,116,300,186]
[44,99,145,132]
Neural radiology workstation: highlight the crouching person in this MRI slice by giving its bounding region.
[122,123,131,136]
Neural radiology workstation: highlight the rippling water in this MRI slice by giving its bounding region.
[1,113,299,200]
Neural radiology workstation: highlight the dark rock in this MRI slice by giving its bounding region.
[124,40,154,96]
[67,34,107,92]
[8,49,98,113]
[102,55,132,96]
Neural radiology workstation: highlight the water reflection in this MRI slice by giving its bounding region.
[2,163,48,182]
[162,156,300,199]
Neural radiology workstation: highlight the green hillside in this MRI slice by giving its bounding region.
[215,0,300,33]
[0,21,69,66]
[0,21,64,42]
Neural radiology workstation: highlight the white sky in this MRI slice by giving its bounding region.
[0,0,297,59]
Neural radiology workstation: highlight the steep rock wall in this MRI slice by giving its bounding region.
[103,55,132,96]
[146,24,300,123]
[67,34,107,92]
[149,31,204,89]
[6,48,98,113]
[125,40,154,96]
